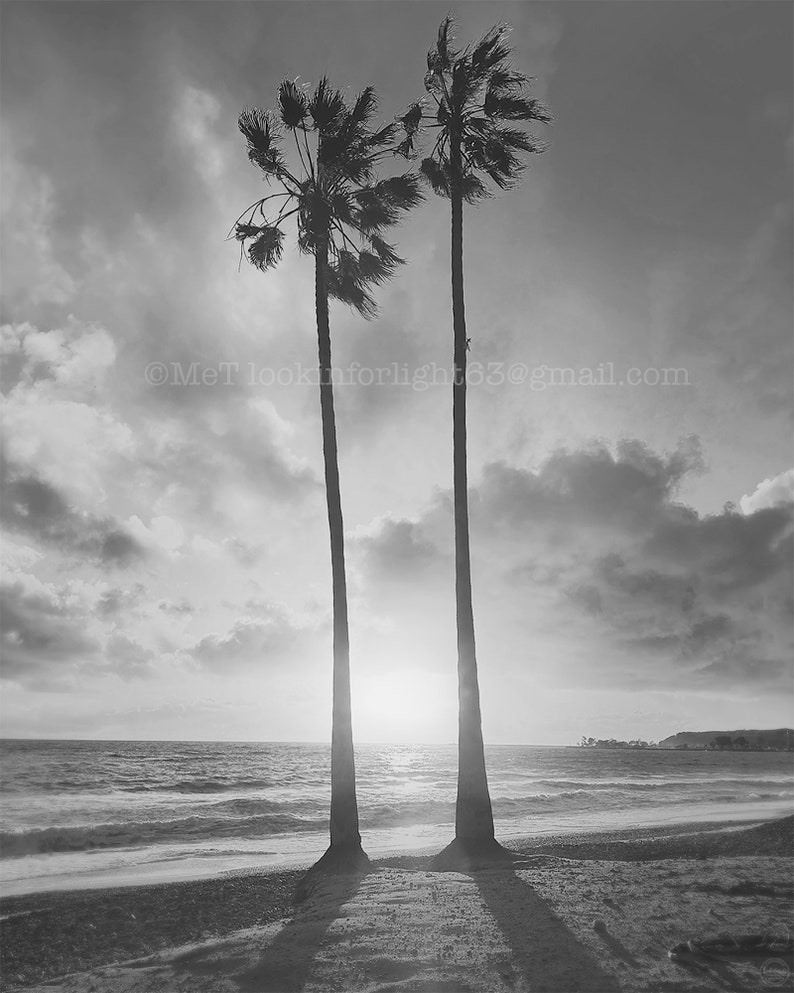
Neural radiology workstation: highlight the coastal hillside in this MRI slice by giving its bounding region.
[658,728,794,750]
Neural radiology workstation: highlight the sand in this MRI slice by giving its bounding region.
[2,817,792,993]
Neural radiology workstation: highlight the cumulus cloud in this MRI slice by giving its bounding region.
[188,602,321,672]
[0,573,166,689]
[101,634,156,680]
[158,598,194,615]
[97,584,147,616]
[357,516,444,580]
[740,468,794,514]
[1,319,135,511]
[0,580,101,688]
[1,461,145,567]
[357,438,793,695]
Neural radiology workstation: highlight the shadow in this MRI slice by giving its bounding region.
[671,954,753,992]
[473,867,622,992]
[233,870,368,992]
[594,927,641,968]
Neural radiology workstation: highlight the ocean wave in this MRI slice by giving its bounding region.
[527,777,794,792]
[117,778,274,794]
[6,784,790,859]
[0,812,328,858]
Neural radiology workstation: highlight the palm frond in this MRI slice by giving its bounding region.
[465,132,522,186]
[370,123,399,147]
[234,222,262,241]
[466,26,512,76]
[326,257,378,318]
[296,225,314,256]
[492,126,544,154]
[278,79,308,129]
[368,234,404,268]
[459,172,489,202]
[400,101,424,137]
[239,224,285,270]
[394,135,416,160]
[436,15,457,70]
[365,173,425,210]
[484,91,550,122]
[419,157,452,198]
[238,108,284,174]
[468,25,510,71]
[352,191,399,232]
[487,68,527,95]
[451,61,480,109]
[464,115,491,136]
[350,86,378,125]
[309,77,346,131]
[321,140,377,185]
[357,249,396,284]
[424,64,443,97]
[329,191,356,226]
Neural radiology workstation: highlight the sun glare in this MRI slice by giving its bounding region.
[352,668,455,743]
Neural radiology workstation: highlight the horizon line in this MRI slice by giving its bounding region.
[0,736,577,747]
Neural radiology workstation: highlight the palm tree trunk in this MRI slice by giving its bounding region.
[450,140,495,844]
[314,239,363,854]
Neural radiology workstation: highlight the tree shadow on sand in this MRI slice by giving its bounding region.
[233,870,368,993]
[473,867,622,992]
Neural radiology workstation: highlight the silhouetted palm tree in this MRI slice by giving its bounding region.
[234,78,422,883]
[400,18,550,867]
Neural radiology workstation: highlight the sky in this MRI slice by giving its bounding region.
[1,1,792,745]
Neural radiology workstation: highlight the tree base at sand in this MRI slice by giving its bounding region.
[295,843,371,902]
[430,837,517,873]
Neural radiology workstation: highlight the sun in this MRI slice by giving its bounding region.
[351,667,455,744]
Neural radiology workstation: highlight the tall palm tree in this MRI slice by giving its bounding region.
[234,78,422,883]
[399,18,550,867]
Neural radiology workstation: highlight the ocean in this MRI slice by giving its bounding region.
[1,740,792,897]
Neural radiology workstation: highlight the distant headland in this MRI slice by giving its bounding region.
[579,729,794,752]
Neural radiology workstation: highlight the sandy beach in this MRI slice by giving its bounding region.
[2,816,792,993]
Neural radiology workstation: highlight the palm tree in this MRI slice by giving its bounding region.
[399,18,550,867]
[234,78,422,885]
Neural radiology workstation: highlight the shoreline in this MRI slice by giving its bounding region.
[2,815,791,991]
[4,800,789,899]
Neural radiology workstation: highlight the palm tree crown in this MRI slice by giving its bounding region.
[399,16,551,200]
[234,77,423,315]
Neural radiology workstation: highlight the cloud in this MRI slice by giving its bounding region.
[101,634,156,680]
[97,584,147,616]
[0,572,169,690]
[0,146,77,309]
[1,320,135,511]
[357,516,444,580]
[172,83,226,186]
[132,397,319,531]
[0,580,101,688]
[188,602,320,672]
[158,598,194,615]
[1,461,146,567]
[126,514,186,555]
[356,438,793,695]
[740,468,794,514]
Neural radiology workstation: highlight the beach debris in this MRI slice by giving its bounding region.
[668,934,794,962]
